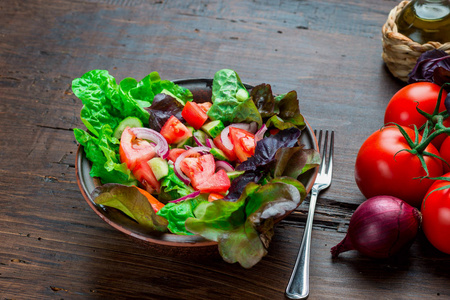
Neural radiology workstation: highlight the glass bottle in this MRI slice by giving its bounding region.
[396,0,450,44]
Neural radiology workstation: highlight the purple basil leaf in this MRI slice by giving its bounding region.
[408,50,450,84]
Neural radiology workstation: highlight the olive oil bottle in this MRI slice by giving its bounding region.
[396,0,450,44]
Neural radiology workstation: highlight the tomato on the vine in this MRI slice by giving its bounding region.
[439,136,450,174]
[421,174,450,255]
[384,82,448,148]
[354,126,443,208]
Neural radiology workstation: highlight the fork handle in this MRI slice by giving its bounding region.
[285,188,319,299]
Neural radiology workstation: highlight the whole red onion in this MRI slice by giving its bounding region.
[331,195,422,259]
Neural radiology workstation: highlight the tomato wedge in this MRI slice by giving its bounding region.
[133,160,161,194]
[196,169,230,193]
[160,116,192,144]
[119,127,156,171]
[168,148,187,162]
[180,154,215,188]
[229,127,256,162]
[136,186,165,212]
[197,102,212,113]
[181,101,208,130]
[179,154,230,193]
[213,135,237,161]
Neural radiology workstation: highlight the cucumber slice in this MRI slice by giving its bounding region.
[210,148,230,162]
[193,130,208,146]
[236,88,249,102]
[113,116,143,139]
[148,157,169,181]
[227,170,245,180]
[201,120,225,138]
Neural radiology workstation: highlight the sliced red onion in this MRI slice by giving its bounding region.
[255,124,267,142]
[193,135,205,147]
[206,138,216,148]
[215,160,234,172]
[130,127,170,159]
[173,147,212,184]
[169,190,201,203]
[221,122,259,150]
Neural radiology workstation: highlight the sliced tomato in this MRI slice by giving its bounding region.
[229,127,256,162]
[182,101,208,129]
[160,116,192,144]
[133,160,161,194]
[120,127,156,171]
[136,186,165,212]
[168,148,186,162]
[208,192,224,202]
[196,169,231,193]
[197,102,212,113]
[180,154,215,188]
[213,135,237,161]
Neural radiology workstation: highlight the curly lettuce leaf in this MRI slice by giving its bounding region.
[74,125,136,185]
[208,69,262,125]
[73,70,149,137]
[157,196,207,235]
[92,184,168,232]
[185,177,306,268]
[250,84,305,130]
[158,165,195,202]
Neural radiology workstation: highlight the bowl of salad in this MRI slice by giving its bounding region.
[74,69,320,268]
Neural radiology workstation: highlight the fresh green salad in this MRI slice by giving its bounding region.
[74,69,320,268]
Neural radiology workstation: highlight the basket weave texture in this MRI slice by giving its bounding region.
[382,0,450,82]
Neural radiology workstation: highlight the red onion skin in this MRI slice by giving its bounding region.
[331,195,422,259]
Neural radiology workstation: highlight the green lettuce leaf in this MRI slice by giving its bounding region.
[92,184,168,232]
[185,177,306,268]
[274,146,321,178]
[156,196,207,235]
[74,125,136,185]
[208,69,262,125]
[158,165,195,202]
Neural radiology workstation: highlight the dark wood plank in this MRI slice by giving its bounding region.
[1,0,448,299]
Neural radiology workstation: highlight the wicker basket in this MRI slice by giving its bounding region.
[381,0,450,82]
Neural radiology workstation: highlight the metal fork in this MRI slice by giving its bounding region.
[285,130,334,300]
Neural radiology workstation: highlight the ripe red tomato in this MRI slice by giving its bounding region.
[180,154,216,188]
[160,116,192,144]
[384,82,448,148]
[119,127,156,171]
[133,160,161,194]
[180,154,230,193]
[355,126,443,207]
[195,169,230,193]
[421,174,450,255]
[229,127,256,162]
[439,136,450,174]
[181,101,208,130]
[213,135,237,162]
[168,148,186,162]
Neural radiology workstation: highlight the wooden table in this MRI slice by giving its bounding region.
[1,0,449,299]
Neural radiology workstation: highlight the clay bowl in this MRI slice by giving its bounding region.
[75,78,319,257]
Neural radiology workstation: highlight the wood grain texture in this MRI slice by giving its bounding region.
[1,0,448,299]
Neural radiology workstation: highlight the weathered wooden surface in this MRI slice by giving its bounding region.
[1,0,449,299]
